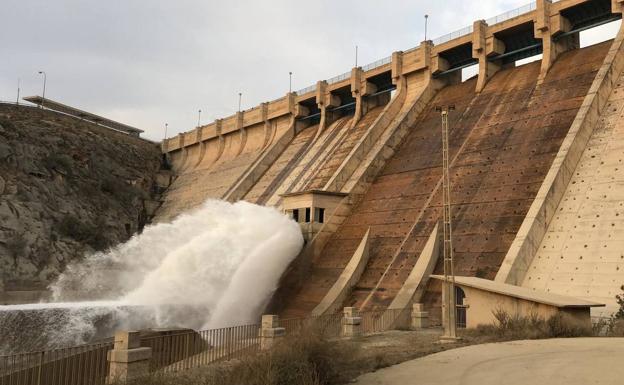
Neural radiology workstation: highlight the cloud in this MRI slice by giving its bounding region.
[0,0,618,140]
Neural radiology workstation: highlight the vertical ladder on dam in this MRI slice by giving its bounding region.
[438,105,458,339]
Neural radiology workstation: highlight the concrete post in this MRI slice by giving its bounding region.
[260,314,285,350]
[391,51,403,84]
[473,20,500,93]
[342,307,362,338]
[411,303,429,329]
[535,0,578,84]
[107,331,151,383]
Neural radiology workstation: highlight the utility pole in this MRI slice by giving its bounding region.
[197,109,202,128]
[289,72,292,93]
[425,14,429,41]
[16,78,20,105]
[38,71,46,108]
[436,105,459,341]
[238,92,242,112]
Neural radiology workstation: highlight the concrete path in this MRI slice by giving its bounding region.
[355,338,624,385]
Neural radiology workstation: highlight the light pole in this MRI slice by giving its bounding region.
[238,92,242,112]
[436,104,459,341]
[38,71,46,108]
[289,72,292,93]
[16,78,20,105]
[355,45,358,67]
[164,123,168,139]
[425,15,429,41]
[197,109,202,128]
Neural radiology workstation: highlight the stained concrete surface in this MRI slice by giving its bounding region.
[355,338,624,385]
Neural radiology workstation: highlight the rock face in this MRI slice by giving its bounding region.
[0,104,162,290]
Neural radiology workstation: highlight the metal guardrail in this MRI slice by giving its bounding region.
[431,25,474,46]
[327,70,351,85]
[141,324,261,373]
[485,1,537,26]
[361,55,392,72]
[0,341,113,385]
[296,84,317,95]
[0,308,412,384]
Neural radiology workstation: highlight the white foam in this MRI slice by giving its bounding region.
[33,200,302,342]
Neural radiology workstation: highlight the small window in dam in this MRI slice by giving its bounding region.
[305,207,311,223]
[314,207,325,223]
[292,209,300,222]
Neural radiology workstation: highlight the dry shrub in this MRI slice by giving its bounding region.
[118,328,349,385]
[465,309,592,341]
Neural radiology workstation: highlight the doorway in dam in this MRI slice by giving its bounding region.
[456,286,467,329]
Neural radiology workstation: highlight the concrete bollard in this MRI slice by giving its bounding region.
[107,331,152,383]
[342,307,362,338]
[411,303,429,329]
[260,314,285,350]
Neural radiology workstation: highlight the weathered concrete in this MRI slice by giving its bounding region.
[411,303,429,329]
[386,223,440,311]
[496,24,624,293]
[312,228,370,316]
[356,338,624,385]
[107,331,151,383]
[341,307,362,337]
[518,26,624,315]
[259,314,285,350]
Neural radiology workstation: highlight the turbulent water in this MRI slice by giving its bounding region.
[1,200,303,353]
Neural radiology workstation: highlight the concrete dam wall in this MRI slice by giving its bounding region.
[157,0,624,320]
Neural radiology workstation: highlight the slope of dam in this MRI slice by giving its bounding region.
[521,60,624,314]
[278,41,611,318]
[155,115,293,221]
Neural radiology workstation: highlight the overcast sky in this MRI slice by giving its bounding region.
[1,1,620,141]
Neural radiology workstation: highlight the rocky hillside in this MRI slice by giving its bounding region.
[0,103,163,290]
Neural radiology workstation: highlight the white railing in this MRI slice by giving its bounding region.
[485,1,537,26]
[327,70,351,85]
[431,24,474,46]
[296,84,316,95]
[362,55,392,72]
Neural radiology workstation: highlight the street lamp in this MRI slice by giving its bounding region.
[355,45,358,67]
[164,123,169,139]
[238,92,242,112]
[197,109,202,128]
[425,15,429,41]
[38,71,46,108]
[16,78,20,105]
[289,72,293,93]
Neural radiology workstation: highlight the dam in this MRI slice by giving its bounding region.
[156,0,624,320]
[3,1,624,383]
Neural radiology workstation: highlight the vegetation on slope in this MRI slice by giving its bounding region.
[0,104,162,289]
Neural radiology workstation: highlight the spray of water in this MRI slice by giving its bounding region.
[1,200,303,351]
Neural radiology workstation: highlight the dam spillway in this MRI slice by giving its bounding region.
[157,0,624,322]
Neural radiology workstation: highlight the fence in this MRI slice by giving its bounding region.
[0,341,113,385]
[361,56,392,72]
[431,25,474,47]
[485,2,537,26]
[0,307,417,384]
[141,324,261,373]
